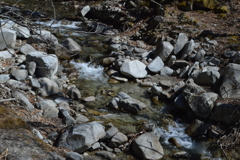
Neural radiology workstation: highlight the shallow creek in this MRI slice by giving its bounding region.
[39,19,223,159]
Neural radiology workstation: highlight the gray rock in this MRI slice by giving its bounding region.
[109,132,128,148]
[81,5,90,17]
[202,56,220,66]
[173,60,189,68]
[193,71,220,86]
[13,91,35,110]
[68,87,81,100]
[195,48,206,61]
[132,132,164,160]
[0,49,15,58]
[57,122,106,153]
[26,51,58,78]
[27,29,58,44]
[38,99,59,118]
[174,33,188,55]
[59,108,76,125]
[167,55,176,67]
[30,78,40,90]
[76,114,89,123]
[120,60,147,79]
[27,61,37,75]
[158,91,171,100]
[20,44,36,55]
[160,67,173,76]
[151,85,163,96]
[108,44,122,52]
[179,65,189,78]
[16,55,26,63]
[91,142,101,151]
[7,79,31,90]
[62,38,81,52]
[104,126,119,140]
[0,74,10,83]
[147,56,164,73]
[15,26,30,38]
[32,128,43,140]
[220,63,240,98]
[231,52,240,64]
[95,151,116,160]
[66,152,84,160]
[184,92,218,119]
[186,119,208,137]
[0,28,16,50]
[211,103,240,125]
[38,77,59,96]
[11,69,28,81]
[180,39,195,59]
[154,41,174,61]
[223,50,236,59]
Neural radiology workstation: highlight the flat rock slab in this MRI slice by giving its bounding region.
[120,60,147,79]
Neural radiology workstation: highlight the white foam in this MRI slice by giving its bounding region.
[154,122,193,148]
[35,20,82,29]
[70,61,107,82]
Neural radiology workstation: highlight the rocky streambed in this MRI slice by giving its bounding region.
[0,0,240,160]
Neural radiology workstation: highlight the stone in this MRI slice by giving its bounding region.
[15,26,30,38]
[66,152,84,160]
[59,108,76,125]
[109,132,128,148]
[0,28,16,50]
[120,60,147,79]
[81,5,90,17]
[0,74,10,83]
[192,71,220,86]
[211,103,240,125]
[220,63,240,98]
[151,85,163,96]
[0,49,15,58]
[106,92,147,114]
[132,132,164,160]
[160,67,173,76]
[193,0,216,10]
[27,61,37,75]
[6,79,30,90]
[223,50,236,59]
[174,33,188,55]
[57,122,106,153]
[26,51,58,78]
[62,38,81,52]
[27,29,58,44]
[13,91,35,110]
[68,87,81,100]
[76,114,89,123]
[20,44,36,55]
[38,77,59,97]
[108,44,122,52]
[154,41,174,61]
[104,126,119,140]
[11,69,28,81]
[38,99,59,118]
[95,151,116,160]
[186,119,208,137]
[147,56,164,73]
[180,39,195,59]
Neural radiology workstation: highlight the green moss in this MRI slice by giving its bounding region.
[217,13,227,19]
[215,6,229,13]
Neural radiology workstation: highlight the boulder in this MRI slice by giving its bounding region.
[66,152,84,160]
[57,122,106,153]
[62,38,81,52]
[38,99,59,118]
[20,44,36,55]
[15,26,30,38]
[0,74,10,83]
[220,63,240,98]
[195,48,206,62]
[109,132,128,148]
[38,77,59,96]
[120,60,147,79]
[26,51,58,78]
[95,151,116,160]
[80,5,90,17]
[0,49,15,58]
[174,33,188,55]
[154,41,174,61]
[106,92,147,114]
[147,56,164,73]
[0,28,16,50]
[68,87,81,100]
[211,103,240,125]
[180,39,195,59]
[193,0,216,10]
[131,132,164,160]
[11,69,28,81]
[27,29,58,44]
[192,71,220,86]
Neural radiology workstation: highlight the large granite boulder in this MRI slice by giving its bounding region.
[120,60,147,79]
[131,132,164,160]
[57,122,106,153]
[0,28,16,50]
[220,63,240,98]
[106,92,147,114]
[26,51,58,78]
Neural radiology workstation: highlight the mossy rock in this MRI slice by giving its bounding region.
[217,13,227,19]
[178,0,194,11]
[194,0,215,10]
[215,6,229,13]
[0,107,28,129]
